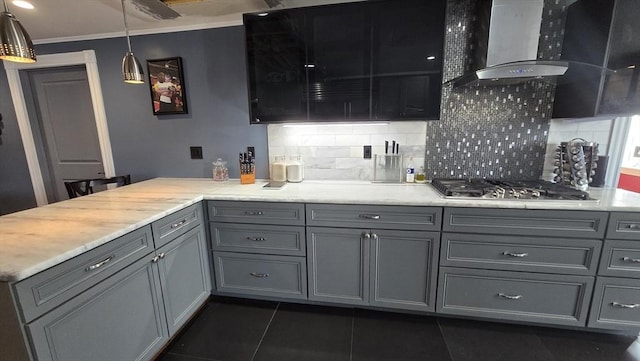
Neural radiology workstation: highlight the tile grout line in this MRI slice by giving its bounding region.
[249,302,280,361]
[437,318,456,361]
[349,308,355,361]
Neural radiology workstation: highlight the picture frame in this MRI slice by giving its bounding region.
[146,57,188,115]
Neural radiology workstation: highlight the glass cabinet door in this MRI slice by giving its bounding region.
[306,3,372,121]
[245,10,307,123]
[371,0,445,120]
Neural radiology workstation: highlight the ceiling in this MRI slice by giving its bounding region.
[10,0,364,44]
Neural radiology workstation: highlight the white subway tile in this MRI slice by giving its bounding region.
[302,134,336,146]
[335,134,371,146]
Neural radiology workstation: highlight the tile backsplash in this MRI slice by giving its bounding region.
[267,122,426,180]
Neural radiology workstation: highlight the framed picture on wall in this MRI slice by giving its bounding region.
[147,57,188,115]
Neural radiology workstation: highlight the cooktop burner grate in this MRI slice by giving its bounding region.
[430,178,593,200]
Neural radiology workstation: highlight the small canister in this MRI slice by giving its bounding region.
[212,158,229,181]
[287,155,304,182]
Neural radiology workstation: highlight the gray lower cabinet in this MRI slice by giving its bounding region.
[213,252,307,299]
[307,227,370,305]
[588,277,640,330]
[307,226,440,311]
[437,267,594,326]
[26,254,168,361]
[156,225,211,335]
[438,207,604,328]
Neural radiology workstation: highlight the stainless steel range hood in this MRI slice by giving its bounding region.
[451,0,569,87]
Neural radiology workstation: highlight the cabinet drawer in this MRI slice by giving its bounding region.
[213,252,307,299]
[443,208,608,239]
[306,204,441,231]
[599,239,640,278]
[14,226,153,323]
[152,203,203,248]
[606,212,640,240]
[208,201,305,226]
[437,267,594,326]
[210,223,305,256]
[588,277,640,331]
[440,233,601,275]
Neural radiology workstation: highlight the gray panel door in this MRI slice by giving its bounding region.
[370,230,440,312]
[29,67,104,201]
[156,226,212,336]
[307,227,370,305]
[26,254,168,361]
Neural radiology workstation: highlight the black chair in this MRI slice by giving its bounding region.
[64,175,131,199]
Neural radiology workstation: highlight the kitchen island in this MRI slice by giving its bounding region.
[1,178,639,360]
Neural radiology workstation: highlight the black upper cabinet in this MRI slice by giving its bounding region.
[306,3,372,120]
[553,0,640,118]
[244,0,446,124]
[372,0,445,120]
[245,10,307,123]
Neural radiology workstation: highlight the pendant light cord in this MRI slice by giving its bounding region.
[3,0,10,13]
[121,0,133,53]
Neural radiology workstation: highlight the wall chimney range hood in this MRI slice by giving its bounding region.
[451,0,569,87]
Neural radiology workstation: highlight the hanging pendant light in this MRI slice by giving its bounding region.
[0,0,36,63]
[120,0,144,84]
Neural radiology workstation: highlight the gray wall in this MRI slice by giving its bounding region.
[0,26,268,215]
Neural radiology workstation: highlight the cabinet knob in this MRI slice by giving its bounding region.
[151,256,160,263]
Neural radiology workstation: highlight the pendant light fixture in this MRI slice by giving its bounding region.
[0,0,36,63]
[120,0,144,84]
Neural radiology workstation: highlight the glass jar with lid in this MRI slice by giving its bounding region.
[212,158,229,181]
[271,156,287,182]
[287,155,304,182]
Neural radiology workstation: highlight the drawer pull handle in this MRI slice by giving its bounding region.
[247,237,267,242]
[151,255,160,263]
[627,224,640,230]
[622,257,640,263]
[498,293,523,300]
[158,252,166,259]
[170,219,187,229]
[85,255,114,271]
[359,214,380,220]
[503,251,529,258]
[249,272,269,278]
[245,210,264,216]
[612,302,640,309]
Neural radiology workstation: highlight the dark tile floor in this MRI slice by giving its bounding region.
[158,297,640,361]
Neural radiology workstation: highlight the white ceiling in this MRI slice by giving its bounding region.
[10,0,364,44]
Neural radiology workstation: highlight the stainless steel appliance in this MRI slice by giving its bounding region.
[430,178,596,201]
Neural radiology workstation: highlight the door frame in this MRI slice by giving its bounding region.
[3,50,115,206]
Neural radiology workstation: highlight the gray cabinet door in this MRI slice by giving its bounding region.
[606,212,640,240]
[27,254,168,361]
[369,230,440,312]
[207,201,305,226]
[307,227,370,305]
[157,225,212,336]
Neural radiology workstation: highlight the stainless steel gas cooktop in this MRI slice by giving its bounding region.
[429,178,597,201]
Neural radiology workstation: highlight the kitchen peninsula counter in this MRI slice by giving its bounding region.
[1,177,639,282]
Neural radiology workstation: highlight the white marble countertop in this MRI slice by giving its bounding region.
[1,178,639,282]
